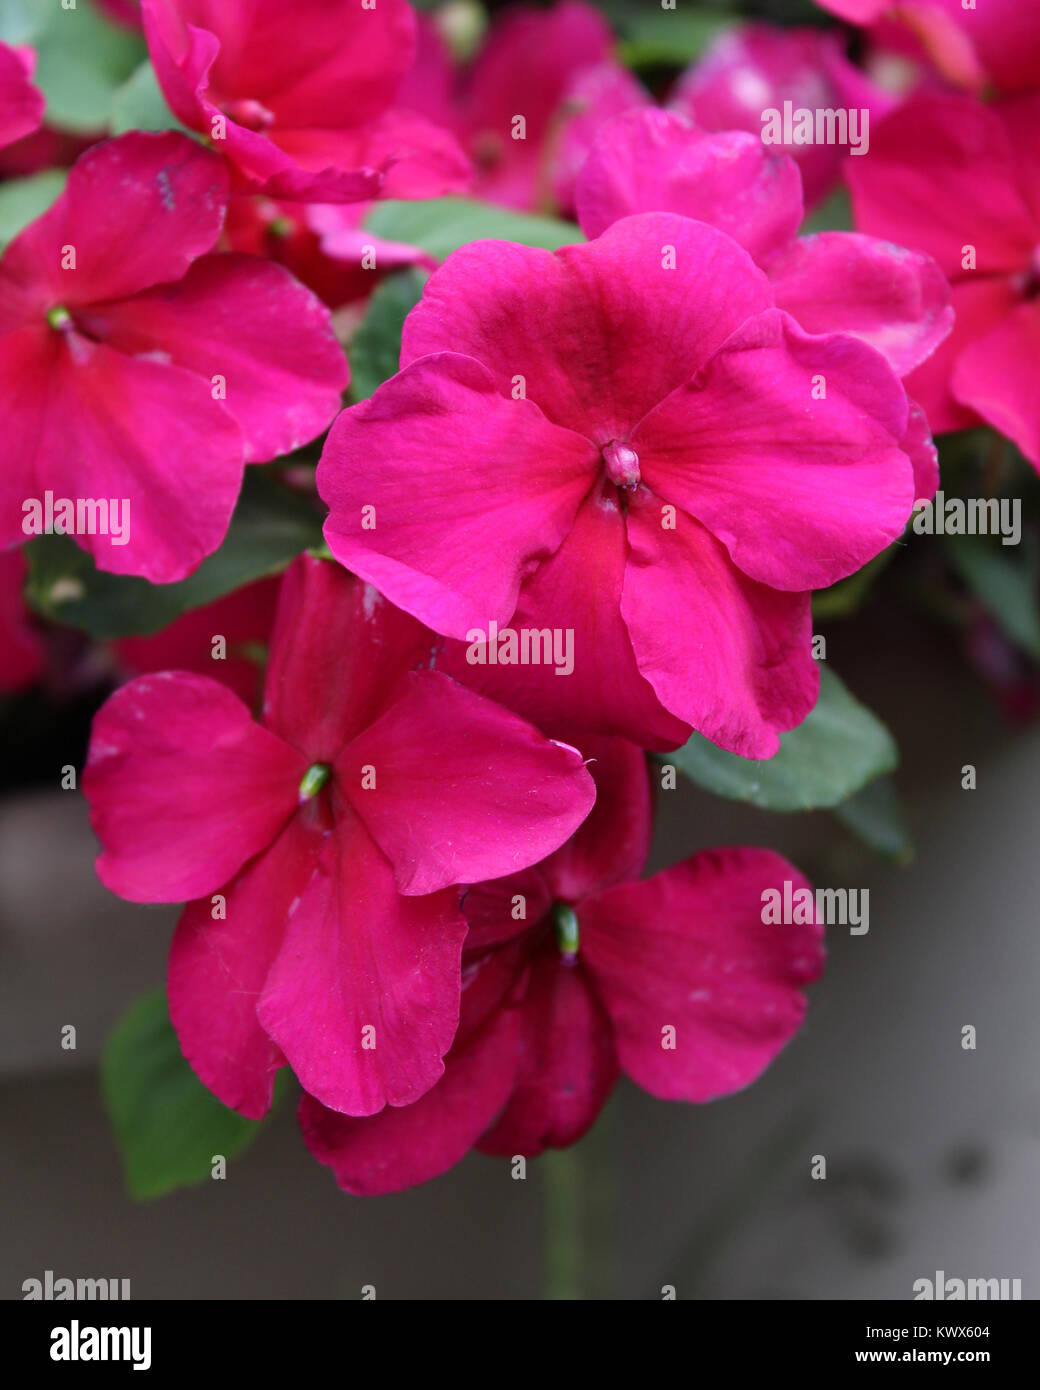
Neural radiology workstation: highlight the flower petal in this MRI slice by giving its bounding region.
[580,848,825,1101]
[262,554,433,763]
[80,253,348,462]
[341,668,596,895]
[168,810,326,1119]
[1,131,228,307]
[298,946,525,1193]
[400,213,775,441]
[435,483,692,751]
[84,672,305,902]
[319,352,596,640]
[621,493,817,759]
[0,329,244,582]
[765,231,953,378]
[632,310,914,593]
[256,805,467,1115]
[576,110,803,263]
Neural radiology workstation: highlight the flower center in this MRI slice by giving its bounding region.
[224,98,276,132]
[602,439,640,489]
[298,762,331,802]
[46,304,72,331]
[1023,245,1040,300]
[551,901,579,959]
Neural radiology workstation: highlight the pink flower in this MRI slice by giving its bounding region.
[142,0,470,202]
[113,575,280,706]
[318,211,918,756]
[0,550,45,693]
[399,1,616,212]
[816,0,1040,93]
[669,22,894,209]
[847,93,1040,467]
[83,555,595,1118]
[0,131,348,582]
[300,741,824,1194]
[574,108,949,498]
[0,42,44,151]
[223,195,435,311]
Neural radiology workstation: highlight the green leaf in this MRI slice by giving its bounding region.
[25,468,324,638]
[669,667,898,811]
[617,9,735,67]
[101,989,267,1200]
[833,775,914,863]
[109,59,184,135]
[0,170,66,249]
[349,267,428,400]
[31,0,145,133]
[364,197,582,261]
[946,532,1040,660]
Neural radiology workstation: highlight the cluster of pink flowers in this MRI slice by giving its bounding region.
[6,0,1029,1194]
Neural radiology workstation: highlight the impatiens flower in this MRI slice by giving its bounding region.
[300,741,825,1195]
[453,0,613,210]
[673,22,896,208]
[318,211,919,756]
[113,575,280,706]
[83,555,595,1119]
[399,0,615,212]
[574,108,950,498]
[815,0,1040,93]
[847,93,1040,467]
[142,0,470,203]
[0,551,45,693]
[0,131,348,582]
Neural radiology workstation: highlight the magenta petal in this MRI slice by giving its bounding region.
[622,495,817,760]
[541,737,651,902]
[168,813,326,1119]
[400,214,775,440]
[436,484,692,752]
[256,807,467,1116]
[2,131,228,306]
[82,253,348,462]
[764,231,953,378]
[576,110,803,263]
[477,950,618,1157]
[84,673,306,903]
[299,990,522,1194]
[299,1014,521,1195]
[0,41,44,151]
[904,276,1021,436]
[846,94,1037,279]
[580,849,825,1101]
[952,300,1040,467]
[262,554,432,763]
[901,398,939,502]
[0,331,244,582]
[342,669,596,895]
[551,61,651,214]
[319,352,596,639]
[632,310,914,593]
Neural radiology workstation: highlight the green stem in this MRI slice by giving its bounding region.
[540,1146,583,1300]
